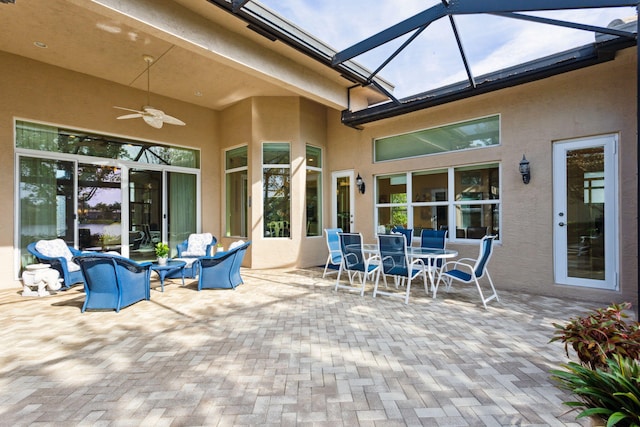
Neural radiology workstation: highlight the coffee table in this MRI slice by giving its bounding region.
[150,260,187,292]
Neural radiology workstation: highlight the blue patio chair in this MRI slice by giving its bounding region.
[420,229,448,270]
[322,228,342,278]
[27,239,87,289]
[335,232,379,296]
[436,235,499,309]
[168,233,217,279]
[196,241,251,290]
[374,234,427,304]
[391,226,413,246]
[74,253,151,312]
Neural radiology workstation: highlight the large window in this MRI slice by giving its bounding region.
[263,143,290,238]
[16,120,200,273]
[374,115,499,162]
[305,145,322,237]
[16,120,200,168]
[375,164,500,242]
[225,146,248,238]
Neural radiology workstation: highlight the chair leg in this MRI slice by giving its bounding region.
[334,265,344,292]
[403,279,412,305]
[322,256,331,278]
[373,269,381,299]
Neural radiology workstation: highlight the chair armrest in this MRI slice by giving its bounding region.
[409,258,425,268]
[442,258,475,273]
[176,241,188,257]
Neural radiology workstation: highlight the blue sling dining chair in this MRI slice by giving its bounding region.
[436,235,499,309]
[322,228,342,278]
[391,226,414,247]
[420,229,448,271]
[335,232,379,296]
[374,234,427,305]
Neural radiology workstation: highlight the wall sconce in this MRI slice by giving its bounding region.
[356,173,366,194]
[519,155,531,184]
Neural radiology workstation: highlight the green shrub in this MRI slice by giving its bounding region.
[551,354,640,426]
[550,303,640,370]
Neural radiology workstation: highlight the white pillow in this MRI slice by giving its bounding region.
[228,240,245,250]
[182,233,213,257]
[35,239,74,262]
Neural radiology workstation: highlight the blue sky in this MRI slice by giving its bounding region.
[258,1,635,98]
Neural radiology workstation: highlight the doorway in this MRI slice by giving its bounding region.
[331,171,354,232]
[552,134,618,290]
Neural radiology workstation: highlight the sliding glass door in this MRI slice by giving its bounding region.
[18,158,75,266]
[129,170,162,261]
[168,172,197,255]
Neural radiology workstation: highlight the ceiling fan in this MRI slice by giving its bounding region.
[114,55,186,129]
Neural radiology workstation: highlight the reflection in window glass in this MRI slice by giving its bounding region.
[374,115,499,162]
[78,165,122,251]
[226,146,248,238]
[375,164,500,241]
[376,174,408,232]
[16,120,199,168]
[263,143,290,238]
[19,158,75,267]
[412,170,448,236]
[453,164,499,238]
[306,145,322,237]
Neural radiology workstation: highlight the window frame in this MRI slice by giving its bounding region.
[373,114,500,163]
[374,163,501,244]
[262,142,291,239]
[305,144,322,238]
[224,144,248,238]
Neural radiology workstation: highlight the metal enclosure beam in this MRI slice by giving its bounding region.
[333,0,638,65]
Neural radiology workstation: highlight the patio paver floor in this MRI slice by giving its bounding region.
[0,267,597,426]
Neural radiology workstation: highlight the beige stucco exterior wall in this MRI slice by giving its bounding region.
[0,44,637,308]
[218,97,329,269]
[0,51,219,287]
[326,48,638,306]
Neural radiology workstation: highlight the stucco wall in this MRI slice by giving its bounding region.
[0,51,219,287]
[326,48,638,305]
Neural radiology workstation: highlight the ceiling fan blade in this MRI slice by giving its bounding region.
[116,113,143,120]
[161,114,186,126]
[113,106,145,114]
[143,114,164,129]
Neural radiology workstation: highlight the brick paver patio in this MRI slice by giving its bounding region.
[0,267,598,426]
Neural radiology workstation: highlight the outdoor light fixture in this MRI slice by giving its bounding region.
[356,173,366,194]
[519,155,531,184]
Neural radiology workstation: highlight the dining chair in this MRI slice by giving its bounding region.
[436,235,499,309]
[335,232,380,296]
[322,228,342,278]
[420,229,448,270]
[374,234,427,304]
[391,226,413,246]
[466,226,488,239]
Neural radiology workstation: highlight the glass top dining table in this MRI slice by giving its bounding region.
[360,244,458,294]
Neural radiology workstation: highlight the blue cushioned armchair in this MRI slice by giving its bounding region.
[196,241,250,290]
[168,233,217,279]
[27,240,86,289]
[74,254,151,312]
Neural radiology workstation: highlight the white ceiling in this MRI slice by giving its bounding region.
[0,0,360,111]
